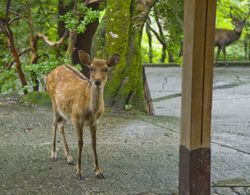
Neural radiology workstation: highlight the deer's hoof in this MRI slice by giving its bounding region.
[96,173,105,179]
[66,156,75,165]
[51,152,57,162]
[76,174,84,180]
[76,167,83,179]
[67,160,75,165]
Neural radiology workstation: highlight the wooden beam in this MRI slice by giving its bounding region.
[179,0,216,194]
[202,0,217,148]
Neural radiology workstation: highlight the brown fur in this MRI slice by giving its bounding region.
[214,17,246,66]
[46,51,119,179]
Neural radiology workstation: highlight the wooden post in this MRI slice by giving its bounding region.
[179,0,216,194]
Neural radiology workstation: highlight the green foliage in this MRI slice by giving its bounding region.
[0,0,61,94]
[0,0,90,94]
[59,3,99,33]
[0,54,81,94]
[141,31,162,63]
[20,91,51,107]
[141,0,250,64]
[23,56,81,90]
[0,57,60,94]
[216,0,250,28]
[0,69,19,94]
[0,3,5,18]
[1,0,250,101]
[155,0,184,55]
[142,0,184,63]
[24,56,60,83]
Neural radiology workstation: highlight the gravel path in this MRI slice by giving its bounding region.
[0,66,250,194]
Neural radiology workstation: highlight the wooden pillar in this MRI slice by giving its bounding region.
[179,0,216,194]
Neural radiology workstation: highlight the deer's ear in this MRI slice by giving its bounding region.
[107,54,120,67]
[78,50,91,66]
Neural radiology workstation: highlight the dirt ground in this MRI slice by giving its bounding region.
[0,66,250,194]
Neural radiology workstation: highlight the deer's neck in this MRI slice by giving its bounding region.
[91,86,104,114]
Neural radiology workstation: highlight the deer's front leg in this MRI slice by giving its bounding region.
[74,121,84,179]
[90,124,104,179]
[215,47,221,65]
[222,46,228,67]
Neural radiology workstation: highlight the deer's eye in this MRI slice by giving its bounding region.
[102,68,109,72]
[89,67,96,72]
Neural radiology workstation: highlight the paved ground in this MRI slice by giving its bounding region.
[146,66,250,194]
[0,66,249,194]
[0,104,180,194]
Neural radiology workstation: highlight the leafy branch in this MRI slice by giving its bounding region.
[59,3,99,33]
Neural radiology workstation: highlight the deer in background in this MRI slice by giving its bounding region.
[215,8,250,66]
[46,50,120,179]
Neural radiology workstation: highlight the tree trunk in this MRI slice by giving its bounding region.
[105,0,131,109]
[105,0,155,111]
[7,28,28,94]
[91,15,106,58]
[72,2,99,78]
[28,6,39,91]
[167,47,175,63]
[66,29,77,58]
[57,1,99,78]
[146,18,153,63]
[160,45,167,63]
[58,0,73,37]
[1,0,28,94]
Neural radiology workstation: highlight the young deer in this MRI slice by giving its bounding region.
[46,50,120,179]
[214,9,249,66]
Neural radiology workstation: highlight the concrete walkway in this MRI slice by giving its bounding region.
[145,66,250,194]
[0,66,249,194]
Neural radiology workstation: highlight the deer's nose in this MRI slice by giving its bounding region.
[95,80,102,86]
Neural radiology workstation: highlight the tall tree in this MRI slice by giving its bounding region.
[149,0,184,63]
[146,12,170,63]
[103,0,155,110]
[58,0,99,77]
[0,0,28,94]
[145,17,153,63]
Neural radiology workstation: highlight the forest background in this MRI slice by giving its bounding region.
[0,0,249,111]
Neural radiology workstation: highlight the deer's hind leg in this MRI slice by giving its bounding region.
[50,99,70,163]
[51,100,59,161]
[222,46,228,67]
[58,118,74,165]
